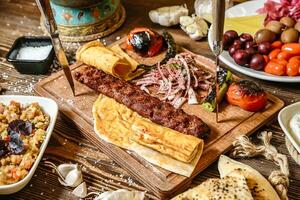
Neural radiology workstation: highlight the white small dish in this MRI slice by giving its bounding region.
[0,95,58,195]
[207,0,300,83]
[278,101,300,154]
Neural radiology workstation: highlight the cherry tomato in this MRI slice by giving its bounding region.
[282,43,300,55]
[264,60,286,76]
[289,56,300,63]
[272,58,288,66]
[263,55,269,63]
[271,41,283,49]
[286,62,299,76]
[277,51,292,60]
[268,49,281,60]
[286,56,300,76]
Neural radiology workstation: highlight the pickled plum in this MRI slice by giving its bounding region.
[228,44,242,56]
[250,54,266,70]
[232,50,251,66]
[224,30,238,40]
[257,42,272,55]
[239,33,253,43]
[223,34,234,50]
[245,47,256,56]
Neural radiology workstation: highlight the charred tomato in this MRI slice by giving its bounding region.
[226,80,267,112]
[126,27,164,57]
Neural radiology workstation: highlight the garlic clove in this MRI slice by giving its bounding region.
[61,165,83,187]
[180,16,194,27]
[195,16,208,35]
[45,161,84,188]
[149,10,159,25]
[56,163,83,187]
[72,182,87,198]
[189,31,203,41]
[180,15,208,40]
[94,189,145,200]
[149,5,188,27]
[186,23,198,35]
[57,163,78,178]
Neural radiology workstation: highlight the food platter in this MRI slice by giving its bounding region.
[34,36,284,199]
[208,0,300,83]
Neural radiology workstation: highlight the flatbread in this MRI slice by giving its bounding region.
[94,189,145,200]
[93,94,204,176]
[76,41,143,80]
[171,170,253,200]
[218,155,281,200]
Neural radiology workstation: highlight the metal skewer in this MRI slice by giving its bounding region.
[35,0,75,96]
[212,0,226,123]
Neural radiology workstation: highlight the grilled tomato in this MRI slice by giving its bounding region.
[226,80,267,112]
[126,27,164,57]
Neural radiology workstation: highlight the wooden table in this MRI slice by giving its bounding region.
[0,0,299,199]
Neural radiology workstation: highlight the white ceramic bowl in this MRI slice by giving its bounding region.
[278,101,300,154]
[0,95,58,195]
[208,0,300,83]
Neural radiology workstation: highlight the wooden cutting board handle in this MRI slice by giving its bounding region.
[212,0,226,43]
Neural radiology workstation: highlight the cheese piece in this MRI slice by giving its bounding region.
[224,14,265,35]
[172,171,253,200]
[218,155,281,200]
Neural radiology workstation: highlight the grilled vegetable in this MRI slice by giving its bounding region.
[126,27,164,57]
[132,30,177,73]
[226,80,267,112]
[202,68,232,112]
[160,30,177,64]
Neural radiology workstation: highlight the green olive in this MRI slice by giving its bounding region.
[294,22,300,32]
[281,28,299,43]
[280,16,296,28]
[265,20,284,34]
[254,29,276,43]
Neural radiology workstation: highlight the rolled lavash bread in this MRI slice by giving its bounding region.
[131,119,203,163]
[93,93,203,164]
[76,41,134,79]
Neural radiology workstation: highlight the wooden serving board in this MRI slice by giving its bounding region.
[34,46,284,199]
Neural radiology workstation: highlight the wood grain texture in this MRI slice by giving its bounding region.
[0,0,300,200]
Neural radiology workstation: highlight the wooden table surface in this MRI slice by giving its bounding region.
[0,0,300,199]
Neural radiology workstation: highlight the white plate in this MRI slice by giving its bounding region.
[208,0,300,83]
[0,95,58,195]
[278,102,300,154]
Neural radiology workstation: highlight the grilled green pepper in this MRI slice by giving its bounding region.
[202,68,232,112]
[160,30,177,64]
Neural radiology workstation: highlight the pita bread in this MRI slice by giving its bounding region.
[218,155,281,200]
[171,171,253,200]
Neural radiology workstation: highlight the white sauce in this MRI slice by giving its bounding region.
[16,45,52,60]
[290,113,300,140]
